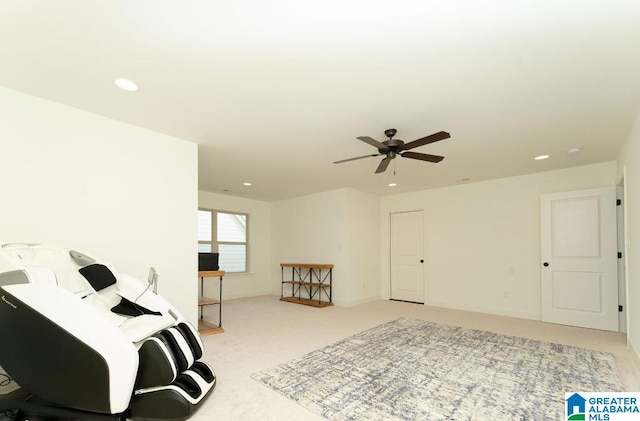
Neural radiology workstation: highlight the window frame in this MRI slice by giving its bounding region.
[198,208,249,273]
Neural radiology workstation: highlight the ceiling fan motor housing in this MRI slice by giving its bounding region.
[378,138,404,155]
[384,128,397,138]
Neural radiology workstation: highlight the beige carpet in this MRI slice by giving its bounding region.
[193,296,640,421]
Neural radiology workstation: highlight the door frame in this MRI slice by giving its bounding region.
[620,166,630,346]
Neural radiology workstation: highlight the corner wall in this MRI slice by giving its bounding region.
[345,189,382,304]
[381,162,618,320]
[272,188,381,306]
[0,87,199,325]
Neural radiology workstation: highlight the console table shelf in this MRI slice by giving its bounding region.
[282,281,325,287]
[198,270,225,335]
[280,296,334,308]
[198,297,220,306]
[280,263,333,308]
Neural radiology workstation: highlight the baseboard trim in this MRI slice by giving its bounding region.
[333,295,380,307]
[224,291,274,301]
[426,299,540,321]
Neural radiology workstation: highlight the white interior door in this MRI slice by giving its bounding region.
[540,187,619,331]
[390,210,424,303]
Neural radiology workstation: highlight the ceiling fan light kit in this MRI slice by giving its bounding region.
[334,128,450,174]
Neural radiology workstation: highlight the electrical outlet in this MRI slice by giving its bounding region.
[503,290,509,298]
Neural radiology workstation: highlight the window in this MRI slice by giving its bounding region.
[198,209,248,273]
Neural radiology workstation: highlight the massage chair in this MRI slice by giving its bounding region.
[0,244,215,420]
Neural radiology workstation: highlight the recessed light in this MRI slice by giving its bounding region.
[243,182,252,186]
[388,183,397,187]
[114,78,138,92]
[567,146,582,154]
[534,154,550,160]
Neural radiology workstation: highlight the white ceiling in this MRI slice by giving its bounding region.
[2,1,640,201]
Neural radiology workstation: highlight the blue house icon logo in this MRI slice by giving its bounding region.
[566,393,586,420]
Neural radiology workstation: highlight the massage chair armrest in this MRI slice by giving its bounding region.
[117,273,184,322]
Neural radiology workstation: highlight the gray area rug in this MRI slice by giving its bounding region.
[251,318,624,420]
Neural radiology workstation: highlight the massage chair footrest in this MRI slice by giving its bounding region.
[130,364,216,421]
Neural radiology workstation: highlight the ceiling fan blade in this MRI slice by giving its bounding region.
[401,151,445,163]
[375,157,392,173]
[357,136,387,149]
[400,131,450,151]
[334,154,379,164]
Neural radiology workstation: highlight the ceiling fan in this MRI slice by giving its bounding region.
[334,128,451,174]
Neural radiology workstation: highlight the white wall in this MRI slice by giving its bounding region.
[345,189,381,304]
[0,87,199,325]
[381,162,618,320]
[272,188,381,306]
[618,111,640,356]
[198,191,272,300]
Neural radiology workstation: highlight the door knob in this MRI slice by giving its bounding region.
[543,262,549,267]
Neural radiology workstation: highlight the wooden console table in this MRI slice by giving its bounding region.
[198,270,225,335]
[280,263,333,308]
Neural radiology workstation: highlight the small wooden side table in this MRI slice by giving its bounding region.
[198,270,225,335]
